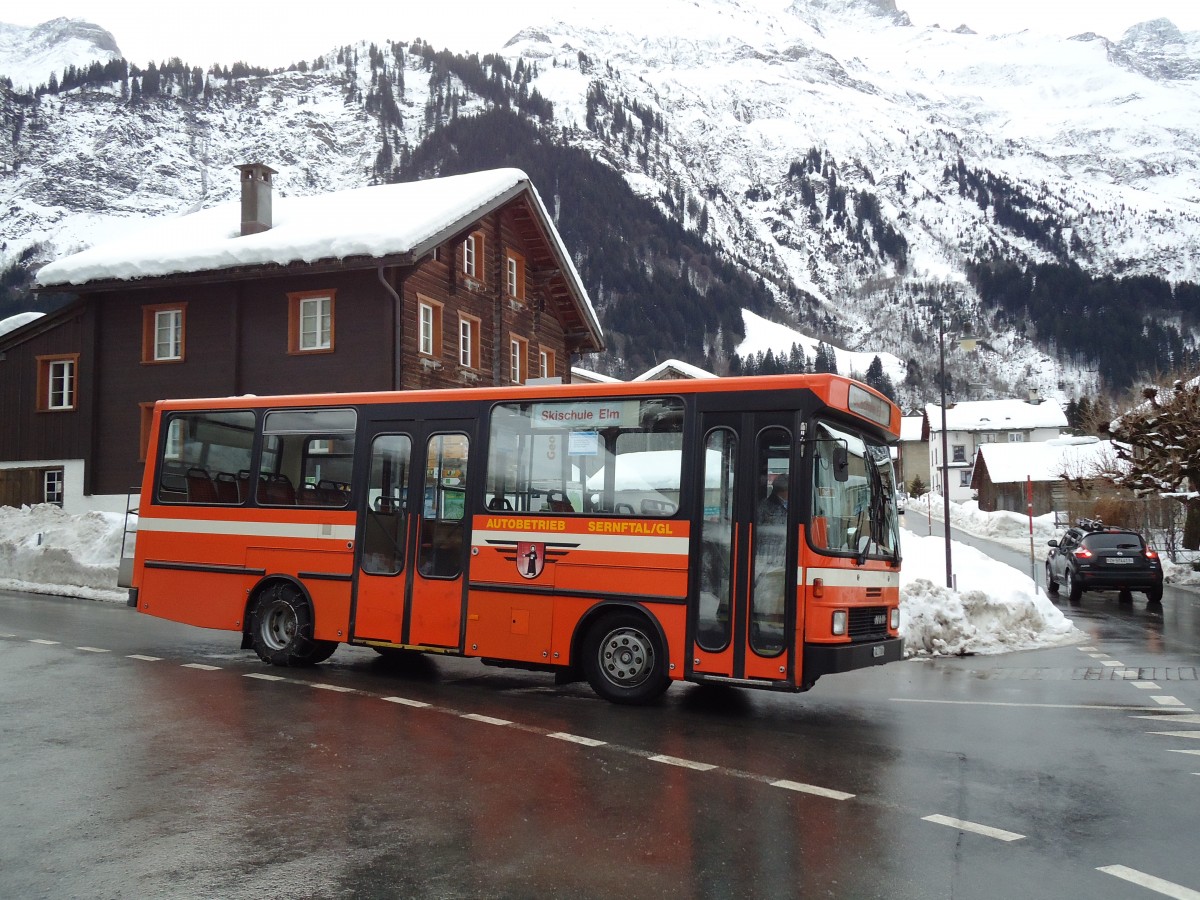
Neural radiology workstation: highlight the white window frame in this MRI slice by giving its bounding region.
[419,302,434,355]
[299,295,332,351]
[47,358,76,410]
[539,350,549,379]
[460,317,473,367]
[511,338,524,384]
[507,256,518,297]
[1008,432,1025,443]
[154,309,182,360]
[959,469,973,487]
[44,469,64,505]
[463,235,477,278]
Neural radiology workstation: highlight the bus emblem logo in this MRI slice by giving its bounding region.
[517,542,546,579]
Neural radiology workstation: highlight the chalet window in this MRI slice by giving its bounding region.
[952,444,966,463]
[419,298,443,357]
[37,354,78,411]
[1008,432,1025,443]
[510,335,528,384]
[44,469,64,506]
[959,470,973,487]
[539,347,556,379]
[141,303,186,363]
[463,232,484,280]
[459,314,481,369]
[506,251,525,300]
[288,291,335,354]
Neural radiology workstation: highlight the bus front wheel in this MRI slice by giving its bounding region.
[250,582,337,667]
[582,611,670,705]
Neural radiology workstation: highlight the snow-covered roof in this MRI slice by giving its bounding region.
[927,399,1067,433]
[0,311,44,338]
[35,167,602,346]
[632,359,718,381]
[570,366,621,384]
[975,437,1119,484]
[899,415,925,442]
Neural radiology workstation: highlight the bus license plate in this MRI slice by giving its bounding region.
[873,645,885,658]
[1107,558,1135,565]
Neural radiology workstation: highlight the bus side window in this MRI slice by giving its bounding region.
[363,434,411,576]
[418,433,469,579]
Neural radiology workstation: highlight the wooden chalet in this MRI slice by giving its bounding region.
[2,165,603,511]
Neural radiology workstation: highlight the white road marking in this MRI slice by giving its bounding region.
[1101,660,1125,667]
[243,673,284,681]
[1097,865,1200,899]
[771,779,854,801]
[1166,749,1200,757]
[76,646,110,653]
[1077,646,1099,652]
[1148,731,1200,740]
[382,696,431,708]
[1133,681,1162,689]
[0,632,16,637]
[126,654,162,661]
[893,698,1173,711]
[29,639,59,645]
[1153,696,1187,707]
[548,732,607,747]
[922,814,1024,842]
[1114,669,1140,677]
[461,713,512,726]
[1134,715,1200,724]
[1087,653,1108,659]
[181,663,221,671]
[311,683,356,693]
[650,754,717,772]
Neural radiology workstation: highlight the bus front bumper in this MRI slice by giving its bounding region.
[803,637,903,686]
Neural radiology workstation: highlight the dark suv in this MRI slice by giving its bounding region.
[1046,519,1163,605]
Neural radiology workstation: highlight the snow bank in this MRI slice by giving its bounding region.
[899,528,1080,656]
[0,505,127,602]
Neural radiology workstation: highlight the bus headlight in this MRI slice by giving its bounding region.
[832,610,847,636]
[890,608,900,630]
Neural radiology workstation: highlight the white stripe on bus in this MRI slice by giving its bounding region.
[137,517,356,541]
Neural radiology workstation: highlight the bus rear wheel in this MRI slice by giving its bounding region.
[582,611,670,705]
[250,582,336,667]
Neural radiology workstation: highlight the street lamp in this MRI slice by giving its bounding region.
[937,310,976,590]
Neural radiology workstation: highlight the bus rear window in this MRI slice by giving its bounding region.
[486,397,684,516]
[156,410,256,504]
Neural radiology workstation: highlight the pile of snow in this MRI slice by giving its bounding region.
[0,503,1090,658]
[0,504,127,602]
[898,528,1080,656]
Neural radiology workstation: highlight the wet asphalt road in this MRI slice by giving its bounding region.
[2,553,1199,898]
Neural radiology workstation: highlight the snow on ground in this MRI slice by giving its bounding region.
[0,502,1093,658]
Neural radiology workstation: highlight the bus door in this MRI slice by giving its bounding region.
[690,411,796,684]
[352,420,473,650]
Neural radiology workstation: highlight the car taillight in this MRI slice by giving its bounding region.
[1145,548,1159,560]
[1073,547,1092,559]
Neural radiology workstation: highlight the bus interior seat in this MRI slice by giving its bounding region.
[186,467,219,503]
[487,495,514,511]
[213,472,240,503]
[257,473,295,505]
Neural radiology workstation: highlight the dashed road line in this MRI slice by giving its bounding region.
[1148,731,1200,740]
[29,639,59,645]
[461,713,512,726]
[1166,749,1200,757]
[1078,646,1099,652]
[76,646,110,653]
[892,698,1177,712]
[1134,682,1162,689]
[922,814,1024,842]
[548,732,606,747]
[1135,714,1200,725]
[1097,864,1200,899]
[771,779,854,801]
[126,654,162,661]
[1101,660,1125,667]
[1153,696,1187,707]
[650,754,717,772]
[181,663,221,671]
[382,696,430,708]
[310,682,357,693]
[243,672,284,681]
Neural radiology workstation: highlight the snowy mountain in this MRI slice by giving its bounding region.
[0,17,120,90]
[1,2,1198,402]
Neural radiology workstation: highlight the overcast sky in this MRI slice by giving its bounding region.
[4,0,1199,68]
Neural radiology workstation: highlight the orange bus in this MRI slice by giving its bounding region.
[130,374,903,704]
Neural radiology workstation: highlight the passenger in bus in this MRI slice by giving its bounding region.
[756,474,789,570]
[758,474,788,526]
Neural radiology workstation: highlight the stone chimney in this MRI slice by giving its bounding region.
[1028,386,1041,405]
[235,163,277,235]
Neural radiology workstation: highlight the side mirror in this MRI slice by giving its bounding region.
[833,445,849,482]
[1046,539,1058,548]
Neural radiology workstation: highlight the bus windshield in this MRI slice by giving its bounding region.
[810,419,899,560]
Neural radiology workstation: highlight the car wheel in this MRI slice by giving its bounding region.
[250,582,337,667]
[1065,569,1083,604]
[1118,588,1133,604]
[582,611,671,705]
[1147,585,1164,604]
[1045,562,1059,595]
